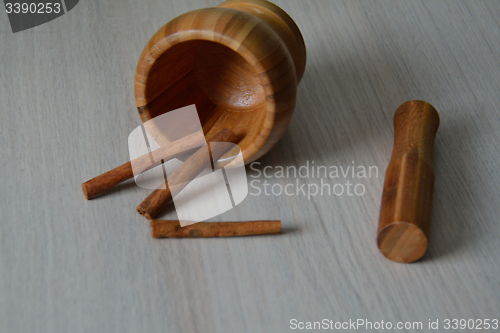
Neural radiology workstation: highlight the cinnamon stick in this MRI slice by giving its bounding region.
[151,220,281,238]
[81,131,205,200]
[136,128,238,219]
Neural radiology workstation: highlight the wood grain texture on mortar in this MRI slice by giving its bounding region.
[134,0,306,163]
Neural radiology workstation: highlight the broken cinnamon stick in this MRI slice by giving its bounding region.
[81,131,205,200]
[136,128,238,219]
[151,220,281,238]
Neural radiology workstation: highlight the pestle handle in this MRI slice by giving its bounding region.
[377,100,440,263]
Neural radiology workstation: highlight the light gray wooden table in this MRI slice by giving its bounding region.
[1,0,499,332]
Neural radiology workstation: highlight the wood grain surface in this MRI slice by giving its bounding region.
[1,0,500,332]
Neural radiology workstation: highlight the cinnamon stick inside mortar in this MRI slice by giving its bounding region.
[137,128,238,219]
[151,220,281,238]
[81,131,205,200]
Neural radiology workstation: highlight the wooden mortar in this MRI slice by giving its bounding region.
[134,0,306,164]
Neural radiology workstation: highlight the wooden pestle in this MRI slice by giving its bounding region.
[377,100,440,263]
[81,131,205,200]
[150,220,281,238]
[137,128,238,220]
